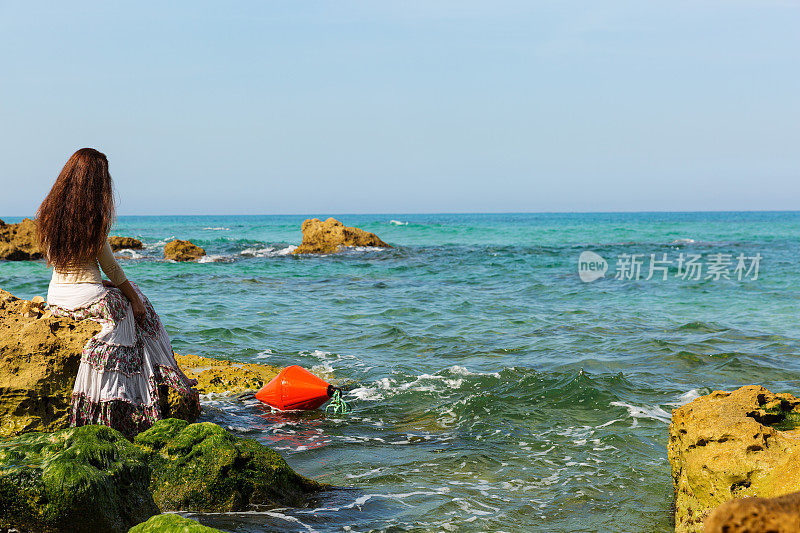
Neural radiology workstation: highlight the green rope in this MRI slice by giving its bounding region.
[325,389,350,415]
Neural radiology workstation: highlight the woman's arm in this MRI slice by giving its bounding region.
[116,280,146,323]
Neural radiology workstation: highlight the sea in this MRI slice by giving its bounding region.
[2,212,799,532]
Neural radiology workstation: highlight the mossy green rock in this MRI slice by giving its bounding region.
[128,513,223,532]
[134,419,324,512]
[0,425,159,533]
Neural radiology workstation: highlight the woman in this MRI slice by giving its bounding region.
[38,148,197,439]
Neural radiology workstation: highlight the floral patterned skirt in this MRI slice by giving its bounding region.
[48,282,197,439]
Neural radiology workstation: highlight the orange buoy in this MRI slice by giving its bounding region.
[255,365,336,411]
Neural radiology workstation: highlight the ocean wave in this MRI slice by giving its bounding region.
[198,254,234,263]
[609,401,671,426]
[146,236,176,249]
[389,220,409,226]
[670,238,696,244]
[114,249,144,259]
[254,349,274,360]
[203,227,230,231]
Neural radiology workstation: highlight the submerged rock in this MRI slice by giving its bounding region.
[293,217,391,254]
[134,418,324,512]
[669,385,800,533]
[0,425,159,533]
[0,217,43,260]
[0,288,199,438]
[164,240,206,262]
[128,513,223,533]
[109,236,144,251]
[173,353,281,394]
[704,492,800,533]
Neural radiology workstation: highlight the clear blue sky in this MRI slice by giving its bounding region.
[1,1,798,215]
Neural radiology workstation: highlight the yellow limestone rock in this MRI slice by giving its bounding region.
[0,218,43,260]
[173,353,282,394]
[292,217,391,254]
[0,288,100,437]
[0,288,204,437]
[164,239,205,261]
[704,491,800,532]
[108,236,143,251]
[669,385,800,533]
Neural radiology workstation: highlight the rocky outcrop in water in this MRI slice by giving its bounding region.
[0,288,100,437]
[174,353,281,394]
[164,239,206,261]
[704,491,800,532]
[0,424,159,533]
[135,418,324,512]
[669,385,800,533]
[128,514,223,532]
[0,218,43,260]
[0,289,199,437]
[293,217,391,254]
[109,236,144,251]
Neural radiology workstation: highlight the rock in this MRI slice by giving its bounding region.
[0,288,101,437]
[704,492,800,532]
[173,353,281,394]
[0,288,199,438]
[0,217,43,260]
[164,240,206,262]
[134,418,324,512]
[128,513,223,533]
[669,385,800,533]
[0,424,159,533]
[292,217,391,254]
[109,236,144,251]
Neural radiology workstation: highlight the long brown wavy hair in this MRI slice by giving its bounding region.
[37,148,115,269]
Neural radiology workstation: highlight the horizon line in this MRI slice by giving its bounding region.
[3,208,800,218]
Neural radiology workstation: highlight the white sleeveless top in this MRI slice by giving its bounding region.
[50,240,128,286]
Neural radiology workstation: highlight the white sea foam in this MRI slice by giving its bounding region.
[389,220,408,226]
[203,227,230,231]
[610,401,671,426]
[115,249,144,259]
[146,236,176,249]
[262,511,316,532]
[198,254,229,263]
[298,488,451,514]
[240,245,297,257]
[447,365,501,378]
[671,389,702,406]
[670,238,696,244]
[255,349,274,360]
[343,246,390,253]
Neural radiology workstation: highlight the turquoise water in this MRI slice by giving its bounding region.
[2,212,800,532]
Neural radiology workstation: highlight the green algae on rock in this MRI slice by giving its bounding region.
[0,425,159,533]
[134,418,324,512]
[128,513,224,533]
[669,385,800,533]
